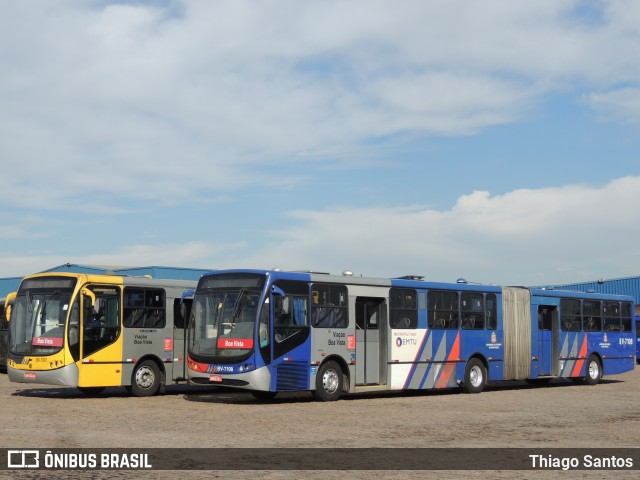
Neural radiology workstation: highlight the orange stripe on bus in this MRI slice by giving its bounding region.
[435,332,460,389]
[571,335,589,377]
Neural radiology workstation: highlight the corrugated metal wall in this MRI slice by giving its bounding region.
[0,277,22,299]
[548,277,640,305]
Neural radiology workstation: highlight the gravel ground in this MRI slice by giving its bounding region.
[1,367,638,479]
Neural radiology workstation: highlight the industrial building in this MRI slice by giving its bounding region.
[544,276,640,316]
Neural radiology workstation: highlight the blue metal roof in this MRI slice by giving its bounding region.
[0,277,22,299]
[544,276,640,305]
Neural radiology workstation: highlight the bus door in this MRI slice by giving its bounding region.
[78,287,123,388]
[537,306,558,376]
[171,292,193,380]
[355,297,386,385]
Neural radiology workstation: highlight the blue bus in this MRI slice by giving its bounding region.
[187,270,636,401]
[636,316,640,364]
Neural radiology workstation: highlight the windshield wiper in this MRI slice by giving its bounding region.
[231,289,247,321]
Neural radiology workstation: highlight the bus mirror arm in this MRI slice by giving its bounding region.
[271,285,285,297]
[82,288,96,310]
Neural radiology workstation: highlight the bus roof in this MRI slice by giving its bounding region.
[19,272,197,290]
[197,269,633,302]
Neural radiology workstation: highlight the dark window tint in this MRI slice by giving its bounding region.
[428,291,458,329]
[560,299,581,332]
[389,288,417,329]
[486,294,497,330]
[582,300,602,332]
[603,301,621,332]
[621,302,632,332]
[83,288,120,357]
[311,284,348,328]
[461,293,484,330]
[124,288,166,328]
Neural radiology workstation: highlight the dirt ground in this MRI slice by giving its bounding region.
[1,368,639,480]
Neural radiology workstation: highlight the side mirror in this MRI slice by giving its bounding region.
[4,292,16,322]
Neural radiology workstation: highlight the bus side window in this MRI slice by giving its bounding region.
[311,284,348,328]
[427,290,458,329]
[485,294,497,330]
[68,299,80,361]
[582,300,601,332]
[620,302,632,332]
[560,299,581,332]
[538,308,552,331]
[461,293,484,330]
[603,301,621,332]
[389,288,417,329]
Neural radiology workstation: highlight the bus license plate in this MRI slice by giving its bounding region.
[209,374,222,383]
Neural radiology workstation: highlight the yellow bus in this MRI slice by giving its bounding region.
[7,273,196,396]
[1,292,16,370]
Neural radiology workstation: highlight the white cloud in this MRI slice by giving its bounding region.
[1,176,639,283]
[1,0,640,211]
[0,241,236,277]
[1,1,639,287]
[584,88,640,124]
[238,176,640,285]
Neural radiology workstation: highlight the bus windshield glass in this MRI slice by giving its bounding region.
[189,273,266,362]
[9,277,77,355]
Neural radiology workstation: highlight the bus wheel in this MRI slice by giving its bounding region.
[461,358,486,394]
[251,390,277,401]
[584,355,602,386]
[131,360,162,397]
[313,360,343,402]
[77,386,105,396]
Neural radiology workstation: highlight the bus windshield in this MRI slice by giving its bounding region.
[9,277,77,356]
[189,274,265,363]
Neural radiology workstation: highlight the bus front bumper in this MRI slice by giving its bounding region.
[8,363,79,387]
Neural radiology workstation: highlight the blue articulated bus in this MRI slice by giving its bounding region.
[187,270,636,401]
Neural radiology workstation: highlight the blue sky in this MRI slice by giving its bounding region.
[1,0,639,285]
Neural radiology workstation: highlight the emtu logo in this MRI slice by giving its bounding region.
[396,337,417,347]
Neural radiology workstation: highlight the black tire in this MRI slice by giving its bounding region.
[461,358,487,394]
[131,360,162,397]
[251,390,277,401]
[313,360,343,401]
[77,386,105,396]
[584,354,602,386]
